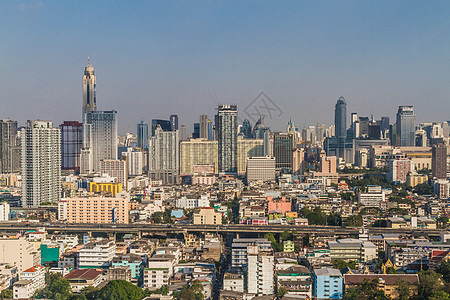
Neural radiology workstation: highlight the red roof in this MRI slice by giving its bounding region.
[23,265,44,273]
[64,269,102,280]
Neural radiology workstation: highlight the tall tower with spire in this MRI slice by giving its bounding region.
[82,56,96,121]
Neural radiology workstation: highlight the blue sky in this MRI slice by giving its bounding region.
[1,0,450,133]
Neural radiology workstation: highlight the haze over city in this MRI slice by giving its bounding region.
[2,1,450,133]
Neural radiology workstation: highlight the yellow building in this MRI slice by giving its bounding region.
[89,182,122,196]
[237,137,264,174]
[180,139,218,175]
[406,173,428,187]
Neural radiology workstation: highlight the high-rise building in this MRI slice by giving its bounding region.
[273,132,294,173]
[121,148,144,177]
[237,137,264,174]
[217,104,238,174]
[180,139,218,175]
[82,58,96,121]
[148,125,179,184]
[432,144,447,179]
[60,121,83,171]
[21,120,61,207]
[199,115,209,139]
[169,114,178,131]
[335,97,347,158]
[241,119,252,138]
[100,159,127,189]
[0,119,20,173]
[208,120,214,140]
[83,111,118,173]
[396,106,416,146]
[179,125,187,141]
[246,156,276,182]
[137,121,148,149]
[193,123,200,139]
[247,245,274,296]
[151,119,172,136]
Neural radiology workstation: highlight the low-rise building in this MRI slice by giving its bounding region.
[193,207,222,225]
[78,240,116,269]
[313,268,343,299]
[328,239,377,263]
[63,269,103,292]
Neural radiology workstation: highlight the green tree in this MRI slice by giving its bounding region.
[79,286,100,300]
[96,280,143,300]
[280,230,293,242]
[437,260,450,283]
[414,182,433,195]
[0,289,13,299]
[327,213,342,226]
[395,280,411,300]
[418,270,444,299]
[277,286,287,297]
[35,273,72,300]
[346,215,362,227]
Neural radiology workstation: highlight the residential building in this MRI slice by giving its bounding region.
[112,253,145,285]
[58,195,129,224]
[223,270,244,293]
[237,137,264,174]
[0,237,41,273]
[276,265,312,297]
[180,139,218,175]
[328,239,377,263]
[358,185,386,207]
[100,159,127,189]
[432,143,447,179]
[267,196,291,215]
[217,104,238,174]
[247,245,274,296]
[107,266,132,282]
[64,269,103,292]
[313,268,343,299]
[0,202,9,221]
[83,110,118,173]
[170,114,178,131]
[149,125,179,184]
[78,240,116,269]
[21,120,61,207]
[247,156,276,182]
[20,265,45,295]
[122,148,144,176]
[193,207,222,225]
[231,238,272,268]
[0,119,20,174]
[387,158,414,183]
[176,195,210,209]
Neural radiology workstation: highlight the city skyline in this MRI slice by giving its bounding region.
[2,1,450,133]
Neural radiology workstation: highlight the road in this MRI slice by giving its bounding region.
[0,222,443,237]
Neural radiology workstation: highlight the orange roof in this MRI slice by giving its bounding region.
[23,265,44,273]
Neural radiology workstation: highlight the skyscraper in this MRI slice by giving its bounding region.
[170,114,178,131]
[242,119,252,138]
[217,104,238,174]
[148,125,179,184]
[137,121,149,149]
[21,120,61,207]
[432,144,447,179]
[396,106,416,146]
[60,121,83,171]
[84,111,118,173]
[334,97,347,158]
[82,57,96,121]
[151,119,172,136]
[193,123,200,139]
[199,114,209,139]
[273,132,294,173]
[0,119,20,173]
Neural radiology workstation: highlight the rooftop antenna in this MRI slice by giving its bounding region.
[87,54,90,66]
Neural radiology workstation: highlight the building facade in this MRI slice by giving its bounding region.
[21,120,61,207]
[217,104,238,174]
[148,125,179,184]
[82,59,96,120]
[396,106,416,147]
[60,121,83,171]
[0,119,20,174]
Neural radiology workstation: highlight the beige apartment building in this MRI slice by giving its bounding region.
[58,195,129,224]
[180,139,218,175]
[193,207,222,225]
[237,138,264,174]
[0,237,41,272]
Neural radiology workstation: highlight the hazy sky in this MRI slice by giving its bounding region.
[1,1,450,134]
